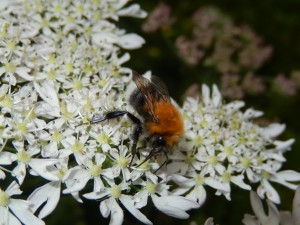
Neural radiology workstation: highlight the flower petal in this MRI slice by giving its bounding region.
[292,185,300,223]
[29,159,59,182]
[117,4,147,18]
[279,211,293,225]
[117,33,145,50]
[9,199,45,225]
[201,84,210,105]
[27,181,61,219]
[12,163,26,185]
[120,195,152,225]
[0,207,22,225]
[242,214,259,225]
[212,84,222,107]
[62,167,90,194]
[6,181,22,197]
[250,191,267,222]
[243,108,263,119]
[262,123,286,139]
[151,195,198,219]
[108,198,124,225]
[100,199,110,218]
[33,81,60,109]
[204,217,215,225]
[263,179,281,204]
[15,67,33,81]
[0,152,17,165]
[274,139,295,152]
[266,200,280,224]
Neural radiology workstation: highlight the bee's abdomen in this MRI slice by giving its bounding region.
[129,89,148,117]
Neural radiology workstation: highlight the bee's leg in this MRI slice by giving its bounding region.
[135,149,157,168]
[135,148,168,173]
[153,151,168,173]
[90,111,142,167]
[129,125,142,167]
[90,111,140,124]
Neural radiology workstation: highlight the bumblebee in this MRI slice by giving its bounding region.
[90,71,184,170]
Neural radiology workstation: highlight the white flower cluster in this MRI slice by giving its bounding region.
[171,85,300,205]
[243,187,300,225]
[0,1,299,225]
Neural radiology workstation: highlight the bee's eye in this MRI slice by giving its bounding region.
[151,136,166,151]
[156,136,165,146]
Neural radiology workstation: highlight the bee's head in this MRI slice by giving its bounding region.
[151,136,166,153]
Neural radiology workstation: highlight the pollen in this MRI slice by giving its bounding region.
[0,95,13,108]
[97,132,111,145]
[73,79,83,90]
[261,170,270,179]
[51,128,63,143]
[7,41,16,51]
[90,165,102,177]
[0,190,10,207]
[71,140,83,153]
[110,185,121,199]
[241,157,251,168]
[138,160,149,170]
[185,153,195,164]
[17,150,31,163]
[61,101,73,121]
[16,122,28,135]
[118,157,129,168]
[224,146,233,157]
[57,168,68,180]
[47,55,56,64]
[208,155,218,166]
[193,135,203,146]
[146,182,157,194]
[5,62,16,73]
[195,174,205,185]
[64,62,73,72]
[222,171,231,183]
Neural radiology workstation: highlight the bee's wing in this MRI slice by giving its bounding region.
[132,71,170,121]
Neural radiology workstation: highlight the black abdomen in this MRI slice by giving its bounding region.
[129,89,152,121]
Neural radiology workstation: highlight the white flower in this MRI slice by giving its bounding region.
[0,53,32,85]
[27,157,76,219]
[117,4,147,18]
[88,124,122,153]
[257,170,300,204]
[92,32,145,50]
[59,135,89,161]
[0,181,45,225]
[11,140,57,184]
[242,187,300,225]
[62,153,113,194]
[172,168,232,203]
[175,84,298,204]
[0,149,17,180]
[133,177,199,219]
[109,144,132,180]
[84,180,152,225]
[215,165,251,200]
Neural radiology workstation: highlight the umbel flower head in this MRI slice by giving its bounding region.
[0,1,299,225]
[172,85,299,205]
[243,186,300,225]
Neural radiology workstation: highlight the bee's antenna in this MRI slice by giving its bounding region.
[75,121,89,128]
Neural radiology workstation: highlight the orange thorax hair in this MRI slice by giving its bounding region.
[145,101,184,147]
